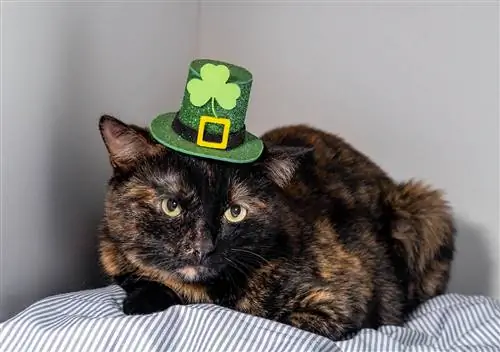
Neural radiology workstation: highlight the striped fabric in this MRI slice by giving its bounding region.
[1,285,499,352]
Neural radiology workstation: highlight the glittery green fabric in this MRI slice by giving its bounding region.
[149,58,264,164]
[178,59,252,134]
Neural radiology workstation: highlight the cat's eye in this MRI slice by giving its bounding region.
[224,204,247,223]
[161,198,182,218]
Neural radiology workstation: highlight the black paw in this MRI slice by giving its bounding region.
[122,281,182,315]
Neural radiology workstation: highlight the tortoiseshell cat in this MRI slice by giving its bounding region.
[98,115,455,340]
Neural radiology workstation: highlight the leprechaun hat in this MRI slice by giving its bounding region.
[150,59,264,163]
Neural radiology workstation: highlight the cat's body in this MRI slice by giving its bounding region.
[98,116,455,340]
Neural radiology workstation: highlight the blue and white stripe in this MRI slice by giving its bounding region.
[1,285,499,352]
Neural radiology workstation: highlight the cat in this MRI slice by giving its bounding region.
[97,114,455,341]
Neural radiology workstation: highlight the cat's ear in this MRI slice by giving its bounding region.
[99,115,162,170]
[262,145,313,188]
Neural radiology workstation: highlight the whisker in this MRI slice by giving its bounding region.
[225,257,250,279]
[230,248,269,264]
[224,267,237,288]
[231,256,255,273]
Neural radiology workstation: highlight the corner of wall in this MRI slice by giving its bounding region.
[195,0,203,58]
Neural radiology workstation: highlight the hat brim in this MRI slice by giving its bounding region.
[150,113,264,164]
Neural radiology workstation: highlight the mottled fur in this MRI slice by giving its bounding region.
[97,115,455,340]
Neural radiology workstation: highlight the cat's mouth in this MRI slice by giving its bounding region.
[175,265,215,282]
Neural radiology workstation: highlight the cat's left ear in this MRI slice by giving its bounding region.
[261,145,314,188]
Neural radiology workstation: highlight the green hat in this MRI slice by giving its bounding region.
[150,59,264,163]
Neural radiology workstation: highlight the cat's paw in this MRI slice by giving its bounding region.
[122,282,182,315]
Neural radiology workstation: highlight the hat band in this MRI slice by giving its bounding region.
[172,112,246,150]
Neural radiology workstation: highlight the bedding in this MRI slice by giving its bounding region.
[1,285,499,352]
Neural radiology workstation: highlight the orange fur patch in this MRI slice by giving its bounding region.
[99,240,132,276]
[124,185,157,205]
[313,219,363,280]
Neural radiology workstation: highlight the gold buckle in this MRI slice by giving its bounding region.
[196,116,231,150]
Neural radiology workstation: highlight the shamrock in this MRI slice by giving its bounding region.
[187,63,241,116]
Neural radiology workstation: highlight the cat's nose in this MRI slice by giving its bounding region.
[193,238,215,261]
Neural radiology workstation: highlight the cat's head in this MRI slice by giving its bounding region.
[98,115,311,284]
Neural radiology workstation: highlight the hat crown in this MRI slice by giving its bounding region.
[178,59,253,135]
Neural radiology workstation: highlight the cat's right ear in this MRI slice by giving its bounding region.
[99,115,162,170]
[261,145,314,188]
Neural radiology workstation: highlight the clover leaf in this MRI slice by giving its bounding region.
[187,63,241,116]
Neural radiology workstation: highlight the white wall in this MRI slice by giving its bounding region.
[1,2,199,321]
[199,2,500,298]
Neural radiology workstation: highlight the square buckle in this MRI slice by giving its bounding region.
[196,116,231,150]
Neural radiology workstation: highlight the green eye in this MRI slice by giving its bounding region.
[224,204,247,223]
[161,198,182,218]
